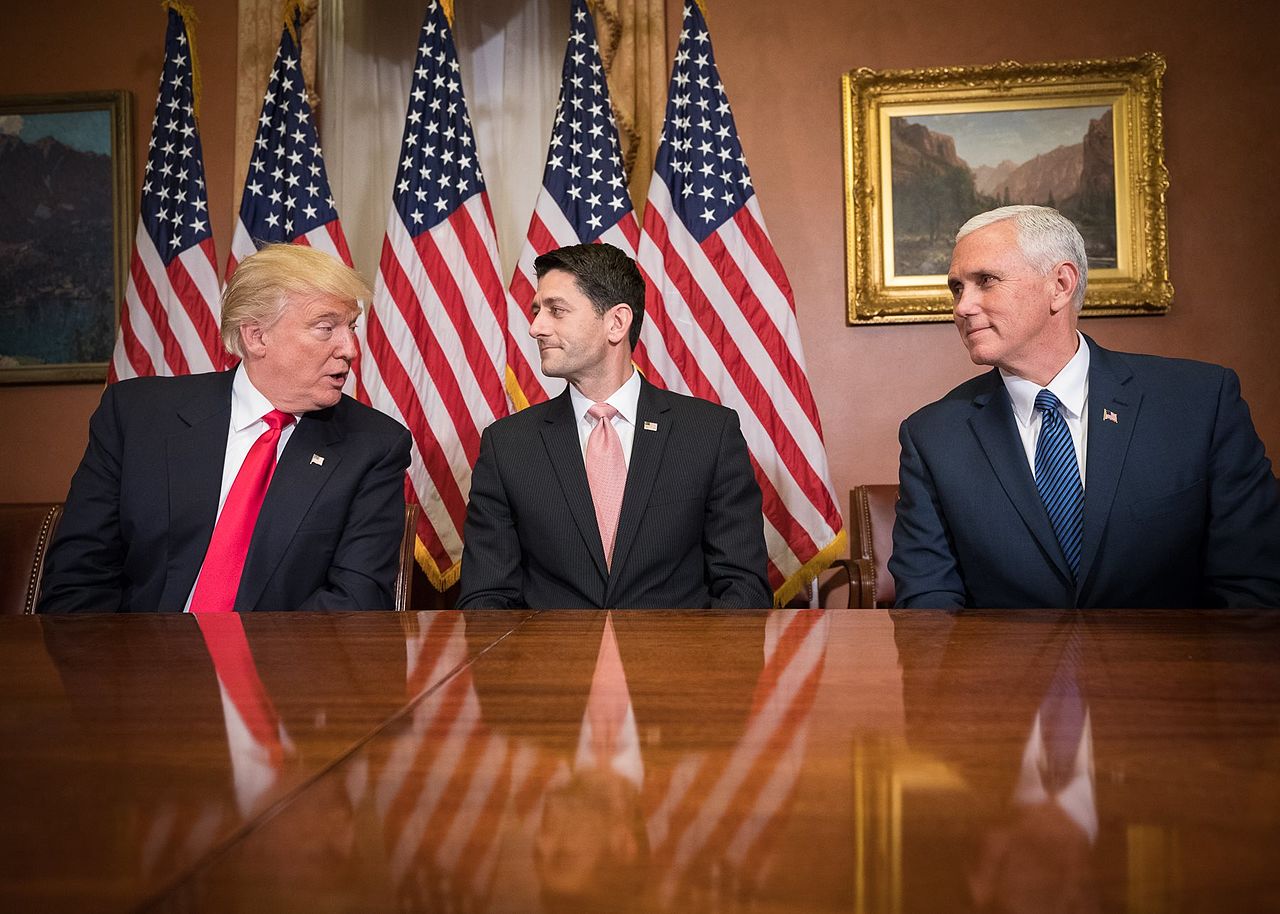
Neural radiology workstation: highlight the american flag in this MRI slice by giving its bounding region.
[226,13,353,276]
[226,13,361,395]
[108,4,225,382]
[636,1,845,604]
[505,0,642,409]
[359,1,511,592]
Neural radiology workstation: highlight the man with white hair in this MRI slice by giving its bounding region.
[890,205,1280,608]
[40,244,412,613]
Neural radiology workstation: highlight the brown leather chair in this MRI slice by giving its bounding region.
[0,503,64,615]
[847,484,899,608]
[393,502,420,612]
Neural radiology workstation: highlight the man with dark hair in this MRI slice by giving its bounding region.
[532,242,646,349]
[457,242,770,609]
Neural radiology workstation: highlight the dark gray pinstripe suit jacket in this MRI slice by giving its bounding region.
[456,378,771,609]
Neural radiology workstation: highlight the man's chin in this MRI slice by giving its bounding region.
[963,341,997,367]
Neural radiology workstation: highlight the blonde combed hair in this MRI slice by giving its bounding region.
[220,244,373,357]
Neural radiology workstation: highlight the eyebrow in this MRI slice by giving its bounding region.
[310,310,355,323]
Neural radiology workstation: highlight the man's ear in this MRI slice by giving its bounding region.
[606,303,633,345]
[1048,261,1081,315]
[240,321,267,358]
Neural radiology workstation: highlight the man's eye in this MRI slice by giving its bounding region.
[979,274,998,286]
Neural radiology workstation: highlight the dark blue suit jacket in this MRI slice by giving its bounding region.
[456,378,771,609]
[39,369,412,613]
[891,337,1280,608]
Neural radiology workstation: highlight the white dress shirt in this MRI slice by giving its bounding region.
[184,367,299,612]
[1012,707,1098,844]
[1000,331,1091,486]
[568,369,642,468]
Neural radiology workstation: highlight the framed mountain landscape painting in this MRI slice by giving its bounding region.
[841,54,1171,324]
[0,91,131,382]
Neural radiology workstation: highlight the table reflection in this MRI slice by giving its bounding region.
[888,610,1280,914]
[63,608,1280,914]
[0,613,412,913]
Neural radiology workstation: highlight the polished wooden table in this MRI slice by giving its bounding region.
[1,609,1277,913]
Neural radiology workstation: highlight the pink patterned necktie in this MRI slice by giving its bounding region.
[190,409,295,613]
[586,402,626,568]
[586,613,632,764]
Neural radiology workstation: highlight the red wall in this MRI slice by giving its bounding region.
[3,0,1277,534]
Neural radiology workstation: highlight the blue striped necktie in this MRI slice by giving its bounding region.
[1034,390,1084,578]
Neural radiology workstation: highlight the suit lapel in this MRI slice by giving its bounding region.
[606,380,671,603]
[1076,338,1140,598]
[968,371,1074,586]
[236,407,345,612]
[161,372,235,613]
[540,390,610,582]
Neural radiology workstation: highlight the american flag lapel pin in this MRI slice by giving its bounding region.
[643,421,658,431]
[311,454,325,466]
[1103,409,1119,424]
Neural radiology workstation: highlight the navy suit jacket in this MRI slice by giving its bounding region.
[456,378,771,609]
[891,337,1280,608]
[39,369,412,613]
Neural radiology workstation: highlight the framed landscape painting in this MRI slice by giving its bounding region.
[841,54,1171,324]
[0,90,131,382]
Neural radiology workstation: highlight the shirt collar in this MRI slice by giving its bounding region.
[231,365,295,433]
[568,368,641,427]
[1001,331,1091,426]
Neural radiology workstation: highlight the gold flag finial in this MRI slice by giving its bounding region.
[161,1,203,120]
[282,0,306,43]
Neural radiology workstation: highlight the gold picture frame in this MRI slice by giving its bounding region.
[841,53,1171,325]
[0,90,132,383]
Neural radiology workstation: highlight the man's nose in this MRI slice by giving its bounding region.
[529,309,549,338]
[334,325,359,360]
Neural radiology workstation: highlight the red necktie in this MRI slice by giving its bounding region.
[194,612,285,766]
[585,403,626,567]
[190,409,294,614]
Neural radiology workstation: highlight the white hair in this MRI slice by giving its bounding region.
[957,205,1088,311]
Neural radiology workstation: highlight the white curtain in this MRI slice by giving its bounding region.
[318,0,568,284]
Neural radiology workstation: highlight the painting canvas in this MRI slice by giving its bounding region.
[0,91,130,382]
[842,55,1171,324]
[888,105,1116,277]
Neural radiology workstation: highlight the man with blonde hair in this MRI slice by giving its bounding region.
[41,245,412,613]
[891,205,1280,608]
